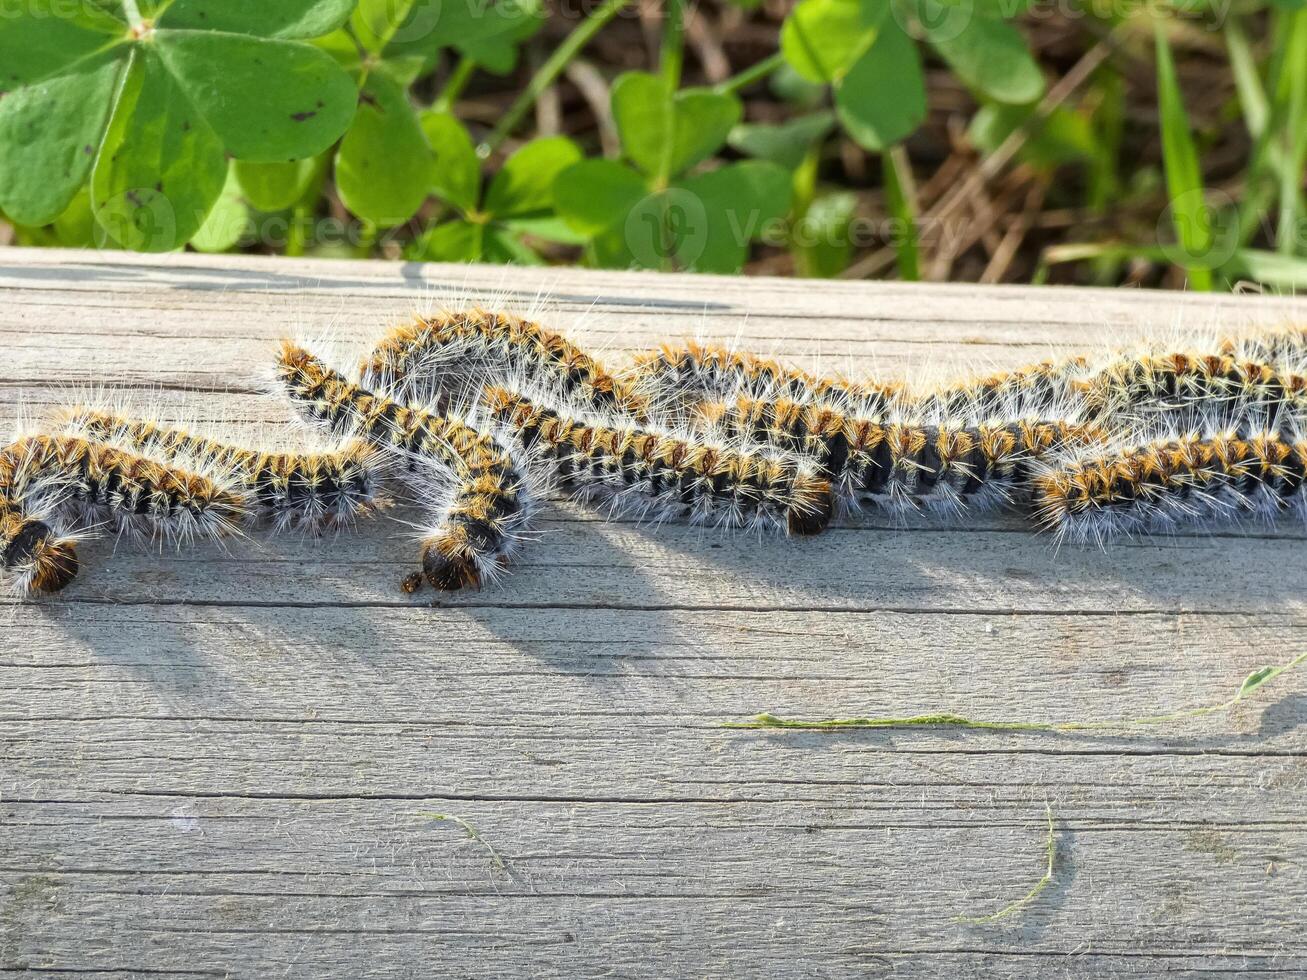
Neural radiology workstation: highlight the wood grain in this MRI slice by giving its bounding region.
[1,248,1305,979]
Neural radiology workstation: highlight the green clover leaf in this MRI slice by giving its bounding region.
[328,0,546,231]
[729,111,836,170]
[153,32,357,161]
[0,0,123,88]
[793,191,858,277]
[555,158,792,273]
[191,163,250,253]
[484,136,583,218]
[673,161,793,272]
[421,110,481,214]
[409,121,581,263]
[160,0,356,39]
[234,158,320,212]
[834,19,926,151]
[551,159,648,238]
[438,0,543,75]
[611,72,742,183]
[780,0,889,84]
[781,0,1041,150]
[0,51,123,228]
[916,0,1044,105]
[351,0,543,76]
[0,0,357,250]
[91,46,229,250]
[336,66,437,227]
[559,71,780,272]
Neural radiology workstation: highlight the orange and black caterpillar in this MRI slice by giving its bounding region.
[276,341,537,591]
[58,408,387,534]
[924,330,1307,425]
[1033,427,1307,543]
[1219,324,1307,370]
[481,386,834,535]
[926,350,1307,430]
[360,308,649,420]
[632,331,1307,434]
[0,497,79,595]
[919,357,1094,420]
[622,339,903,419]
[1080,350,1307,423]
[0,434,246,547]
[697,394,1105,515]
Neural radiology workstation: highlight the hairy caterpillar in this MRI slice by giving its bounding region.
[622,339,903,420]
[1032,421,1307,544]
[275,341,538,591]
[359,308,649,420]
[57,407,388,534]
[632,329,1307,435]
[926,327,1307,425]
[1081,350,1307,424]
[696,393,1106,515]
[481,385,834,535]
[0,434,246,547]
[919,357,1094,419]
[1219,324,1307,370]
[0,498,79,595]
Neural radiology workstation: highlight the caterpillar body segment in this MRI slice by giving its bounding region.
[1080,350,1307,424]
[275,341,538,591]
[0,498,79,595]
[1032,424,1307,544]
[481,386,834,536]
[697,394,1107,516]
[1218,324,1307,371]
[623,340,902,421]
[917,357,1093,421]
[58,408,388,534]
[360,309,648,421]
[925,342,1307,430]
[0,434,246,547]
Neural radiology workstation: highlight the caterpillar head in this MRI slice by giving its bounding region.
[786,476,835,536]
[2,517,80,595]
[420,543,483,592]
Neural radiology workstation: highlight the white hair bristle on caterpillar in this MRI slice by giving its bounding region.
[359,306,649,421]
[0,496,80,596]
[0,433,247,550]
[921,323,1307,425]
[694,382,1106,518]
[55,405,390,536]
[619,339,903,423]
[1218,323,1307,371]
[479,382,834,536]
[8,303,1293,606]
[273,340,541,592]
[1031,403,1307,545]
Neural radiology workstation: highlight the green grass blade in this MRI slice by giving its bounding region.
[955,803,1056,925]
[881,145,919,281]
[1154,23,1214,290]
[1087,66,1122,216]
[725,652,1307,733]
[1228,15,1285,248]
[1225,17,1267,139]
[1232,248,1307,288]
[1273,9,1307,255]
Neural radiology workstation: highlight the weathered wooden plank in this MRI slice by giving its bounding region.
[1,511,1301,615]
[1,248,1305,979]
